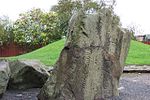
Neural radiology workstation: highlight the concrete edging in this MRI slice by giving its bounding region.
[123,65,150,73]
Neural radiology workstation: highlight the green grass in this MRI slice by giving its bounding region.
[126,40,150,65]
[8,39,65,66]
[3,39,150,66]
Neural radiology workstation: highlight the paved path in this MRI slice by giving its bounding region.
[1,73,150,100]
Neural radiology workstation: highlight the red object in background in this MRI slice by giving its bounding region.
[143,41,150,45]
[0,42,42,57]
[0,43,29,57]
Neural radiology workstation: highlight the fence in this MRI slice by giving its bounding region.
[0,42,41,57]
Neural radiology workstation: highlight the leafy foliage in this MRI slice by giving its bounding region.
[51,0,116,35]
[0,16,13,45]
[0,0,117,47]
[13,8,60,46]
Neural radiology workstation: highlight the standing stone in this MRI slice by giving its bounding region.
[38,9,131,100]
[0,60,10,98]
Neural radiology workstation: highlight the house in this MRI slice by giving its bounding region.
[135,34,150,45]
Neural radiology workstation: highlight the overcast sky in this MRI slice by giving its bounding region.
[0,0,57,19]
[0,0,150,34]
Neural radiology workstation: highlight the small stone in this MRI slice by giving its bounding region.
[132,80,137,82]
[118,87,125,91]
[16,94,23,97]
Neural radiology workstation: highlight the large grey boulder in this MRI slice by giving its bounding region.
[8,60,49,90]
[38,9,131,100]
[0,60,10,98]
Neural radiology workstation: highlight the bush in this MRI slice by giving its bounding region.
[13,8,62,46]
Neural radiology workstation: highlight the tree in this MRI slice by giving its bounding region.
[51,0,116,36]
[0,16,13,45]
[13,8,59,46]
[0,23,5,45]
[51,0,76,36]
[127,24,143,40]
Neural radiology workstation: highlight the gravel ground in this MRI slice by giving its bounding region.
[119,73,150,100]
[1,73,150,100]
[0,88,40,100]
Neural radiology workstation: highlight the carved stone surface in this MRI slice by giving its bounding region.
[38,9,131,100]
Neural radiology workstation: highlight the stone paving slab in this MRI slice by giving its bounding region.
[124,65,150,73]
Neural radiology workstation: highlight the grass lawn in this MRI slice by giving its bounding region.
[3,39,150,66]
[8,39,65,66]
[126,40,150,65]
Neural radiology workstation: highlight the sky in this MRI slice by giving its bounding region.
[0,0,150,35]
[0,0,57,19]
[115,0,150,35]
